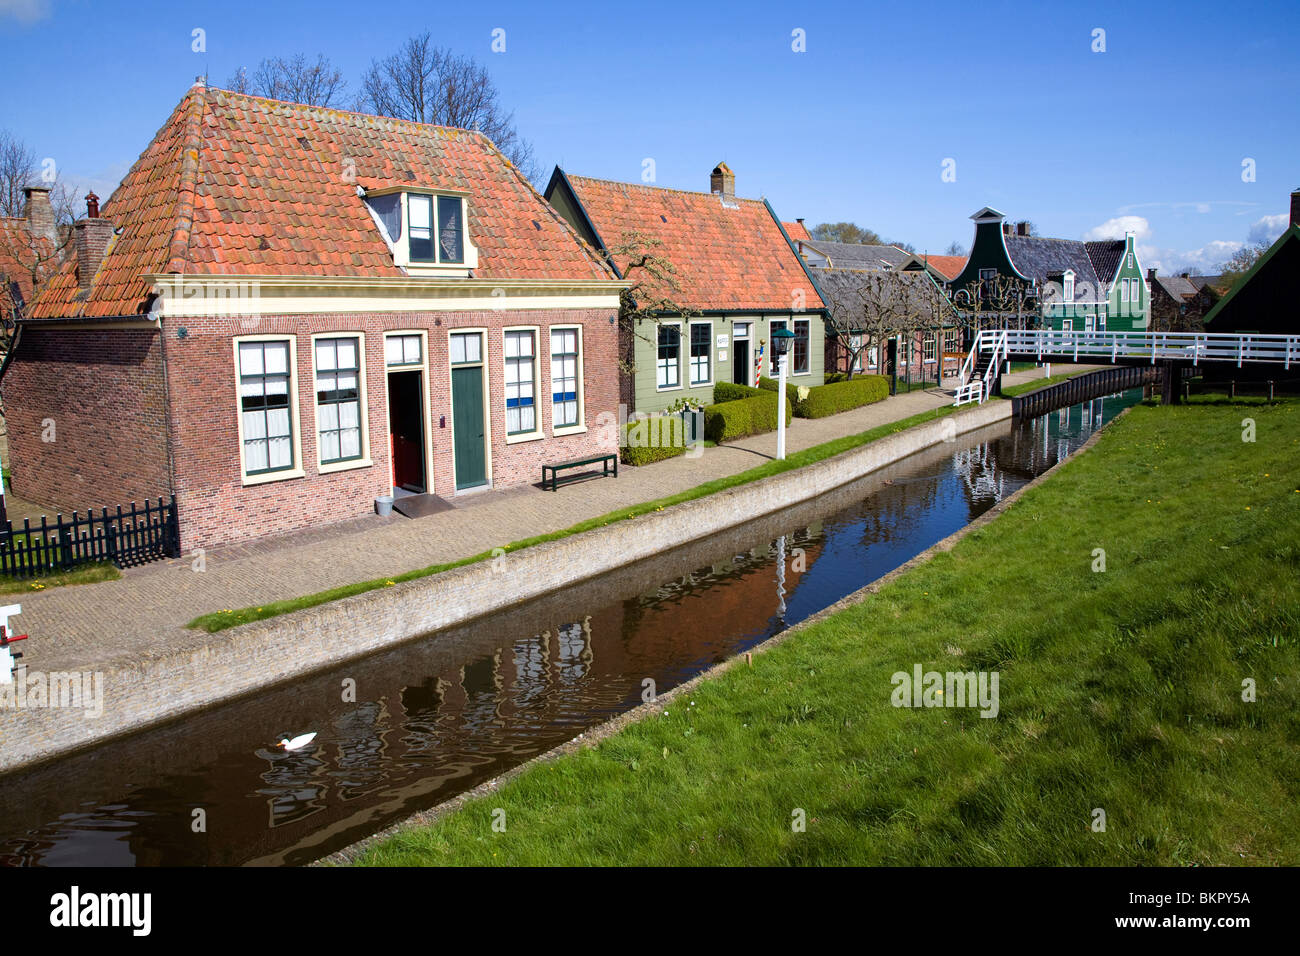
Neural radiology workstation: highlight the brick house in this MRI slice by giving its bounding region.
[3,82,625,552]
[1146,270,1222,332]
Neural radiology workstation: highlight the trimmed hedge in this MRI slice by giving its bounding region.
[758,375,801,408]
[620,417,689,466]
[704,392,794,444]
[713,381,766,404]
[795,375,890,418]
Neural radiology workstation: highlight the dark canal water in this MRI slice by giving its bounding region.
[0,392,1140,866]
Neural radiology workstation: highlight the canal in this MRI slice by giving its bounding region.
[0,392,1140,866]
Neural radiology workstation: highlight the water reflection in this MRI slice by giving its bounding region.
[0,391,1138,867]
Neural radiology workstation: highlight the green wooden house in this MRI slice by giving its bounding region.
[947,207,1148,331]
[545,163,827,416]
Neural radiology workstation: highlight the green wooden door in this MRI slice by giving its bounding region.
[452,364,487,488]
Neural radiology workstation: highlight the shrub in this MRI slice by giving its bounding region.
[794,375,890,418]
[713,381,766,404]
[704,393,794,444]
[758,375,801,408]
[620,416,689,466]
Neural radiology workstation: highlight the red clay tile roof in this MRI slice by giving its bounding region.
[782,220,811,242]
[31,84,612,319]
[0,218,57,310]
[563,174,823,313]
[920,254,966,281]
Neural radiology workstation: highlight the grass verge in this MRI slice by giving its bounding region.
[355,399,1300,865]
[999,367,1099,398]
[0,562,120,594]
[187,402,964,633]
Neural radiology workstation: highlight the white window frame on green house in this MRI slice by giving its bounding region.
[688,320,713,387]
[550,325,585,436]
[1120,279,1129,304]
[656,322,682,391]
[1063,271,1075,304]
[1062,318,1073,332]
[233,335,304,485]
[791,318,811,376]
[311,332,371,473]
[768,319,787,376]
[503,327,542,442]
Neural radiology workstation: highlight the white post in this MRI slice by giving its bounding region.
[0,604,22,685]
[776,349,788,460]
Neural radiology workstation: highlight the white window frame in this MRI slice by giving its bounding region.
[1063,271,1075,304]
[406,192,468,266]
[791,318,812,376]
[1120,278,1129,303]
[1062,319,1073,332]
[383,329,434,496]
[849,333,863,373]
[311,332,372,474]
[550,325,586,436]
[923,332,937,363]
[503,326,542,443]
[233,335,305,486]
[768,319,788,376]
[688,320,713,387]
[656,322,682,391]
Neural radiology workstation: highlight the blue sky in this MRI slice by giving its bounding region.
[2,0,1297,272]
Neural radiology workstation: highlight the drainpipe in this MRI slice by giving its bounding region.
[152,303,181,530]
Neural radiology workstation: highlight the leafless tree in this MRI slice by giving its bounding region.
[359,33,538,181]
[225,54,347,107]
[951,274,1039,338]
[820,270,956,379]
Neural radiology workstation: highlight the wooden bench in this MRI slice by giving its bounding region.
[541,453,618,491]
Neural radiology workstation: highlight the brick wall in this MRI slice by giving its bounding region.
[3,327,171,513]
[167,308,619,552]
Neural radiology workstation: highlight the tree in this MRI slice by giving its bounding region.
[225,54,346,107]
[1218,241,1269,289]
[950,273,1038,339]
[359,33,538,181]
[890,240,917,255]
[809,222,884,245]
[819,269,955,381]
[944,241,966,257]
[0,129,77,349]
[597,230,698,386]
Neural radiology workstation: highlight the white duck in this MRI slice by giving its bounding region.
[277,732,317,751]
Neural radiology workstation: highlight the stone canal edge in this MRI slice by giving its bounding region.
[317,405,1129,866]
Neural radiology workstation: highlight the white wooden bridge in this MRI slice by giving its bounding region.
[955,328,1300,406]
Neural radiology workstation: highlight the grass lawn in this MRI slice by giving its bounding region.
[0,562,120,594]
[999,367,1098,398]
[355,398,1300,866]
[188,402,964,633]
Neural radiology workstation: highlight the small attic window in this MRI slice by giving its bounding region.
[408,194,465,264]
[660,215,668,223]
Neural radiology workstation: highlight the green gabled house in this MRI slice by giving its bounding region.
[544,163,827,416]
[947,207,1149,331]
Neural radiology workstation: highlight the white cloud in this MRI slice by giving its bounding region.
[1084,216,1151,242]
[0,0,52,23]
[1139,240,1242,275]
[1246,213,1288,246]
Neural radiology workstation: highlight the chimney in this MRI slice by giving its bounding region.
[1291,189,1300,228]
[1016,221,1030,236]
[22,186,56,245]
[1180,273,1190,279]
[75,192,114,294]
[1147,267,1157,282]
[1002,222,1012,236]
[710,162,735,198]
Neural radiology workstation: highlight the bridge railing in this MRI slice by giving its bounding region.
[1010,366,1160,419]
[974,328,1300,369]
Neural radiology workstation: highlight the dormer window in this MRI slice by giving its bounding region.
[408,194,464,265]
[363,189,475,272]
[1063,271,1075,303]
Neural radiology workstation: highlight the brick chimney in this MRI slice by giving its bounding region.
[1016,221,1031,236]
[22,186,56,246]
[75,191,114,294]
[1002,222,1012,236]
[710,162,735,198]
[1147,267,1157,282]
[1291,188,1300,227]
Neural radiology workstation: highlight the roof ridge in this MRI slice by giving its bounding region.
[566,172,767,205]
[207,86,495,144]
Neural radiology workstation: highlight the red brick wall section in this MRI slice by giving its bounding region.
[166,308,620,552]
[3,327,171,514]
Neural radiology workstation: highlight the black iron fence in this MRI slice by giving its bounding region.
[1011,366,1159,419]
[0,496,180,578]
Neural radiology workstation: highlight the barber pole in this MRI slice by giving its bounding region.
[0,606,26,685]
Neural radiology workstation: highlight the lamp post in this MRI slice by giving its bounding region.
[771,326,795,460]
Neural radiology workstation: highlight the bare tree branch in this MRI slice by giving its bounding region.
[225,53,346,106]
